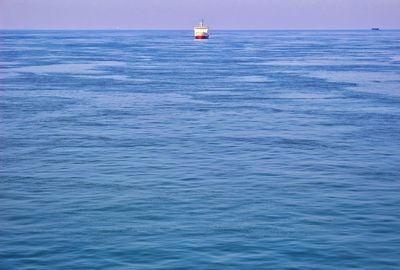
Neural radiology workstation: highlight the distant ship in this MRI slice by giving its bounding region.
[194,19,209,39]
[371,28,381,31]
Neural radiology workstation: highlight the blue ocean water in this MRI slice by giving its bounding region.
[1,30,400,269]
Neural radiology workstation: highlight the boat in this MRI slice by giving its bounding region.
[371,28,380,31]
[194,19,209,39]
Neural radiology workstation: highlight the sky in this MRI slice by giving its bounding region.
[0,0,399,30]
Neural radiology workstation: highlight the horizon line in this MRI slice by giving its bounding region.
[0,28,398,31]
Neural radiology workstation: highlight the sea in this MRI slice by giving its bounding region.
[1,30,400,269]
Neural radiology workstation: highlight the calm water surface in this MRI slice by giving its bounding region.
[1,30,400,269]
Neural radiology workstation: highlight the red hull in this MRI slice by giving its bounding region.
[195,35,209,39]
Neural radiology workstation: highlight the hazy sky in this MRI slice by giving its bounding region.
[0,0,399,29]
